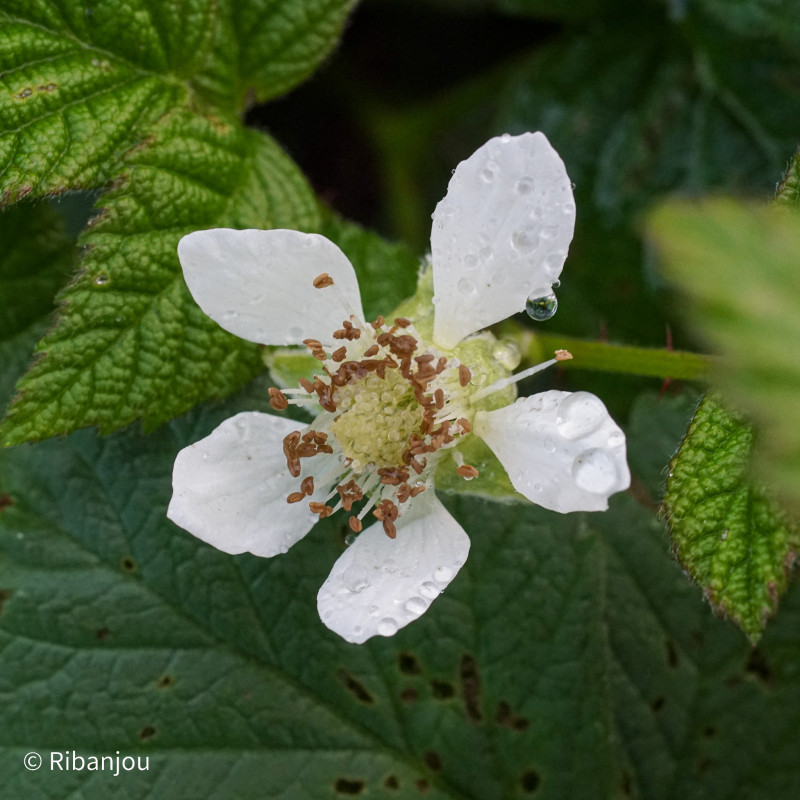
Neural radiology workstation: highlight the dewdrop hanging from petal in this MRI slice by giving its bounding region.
[168,132,630,645]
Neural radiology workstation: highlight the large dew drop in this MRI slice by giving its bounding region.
[378,617,399,636]
[557,392,607,439]
[342,565,370,593]
[525,291,557,321]
[572,449,618,494]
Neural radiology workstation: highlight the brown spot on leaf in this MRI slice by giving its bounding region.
[121,557,137,572]
[652,696,666,712]
[0,589,12,615]
[96,627,110,641]
[703,725,715,738]
[431,680,455,699]
[745,648,774,685]
[495,700,529,731]
[337,670,375,704]
[423,751,442,771]
[398,652,421,675]
[334,778,365,794]
[415,779,430,793]
[521,770,541,793]
[620,771,634,796]
[460,654,482,721]
[0,493,14,512]
[157,675,174,689]
[666,639,679,668]
[383,775,399,790]
[139,726,156,741]
[400,687,418,704]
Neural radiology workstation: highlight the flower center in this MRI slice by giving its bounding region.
[331,370,424,471]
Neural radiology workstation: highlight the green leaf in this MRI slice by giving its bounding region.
[663,394,796,642]
[0,202,74,414]
[2,380,800,797]
[0,111,319,444]
[649,197,800,513]
[776,149,800,208]
[0,0,218,201]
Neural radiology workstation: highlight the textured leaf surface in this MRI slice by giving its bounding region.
[649,198,800,513]
[0,0,219,201]
[0,202,74,414]
[0,111,319,444]
[664,394,796,642]
[2,381,799,798]
[192,0,357,109]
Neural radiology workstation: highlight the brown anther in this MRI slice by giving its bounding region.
[457,464,479,480]
[313,272,334,289]
[436,356,448,374]
[388,334,418,359]
[555,349,573,361]
[414,353,435,365]
[410,484,427,497]
[408,456,425,475]
[434,388,445,410]
[394,317,411,328]
[300,476,315,496]
[349,516,363,533]
[371,315,385,329]
[378,467,410,486]
[457,417,472,434]
[309,502,334,518]
[299,377,314,393]
[282,431,302,477]
[268,387,288,410]
[396,483,412,503]
[373,499,399,539]
[302,338,323,351]
[287,492,306,504]
[458,364,472,387]
[363,344,380,357]
[312,431,328,445]
[331,346,347,362]
[341,320,361,340]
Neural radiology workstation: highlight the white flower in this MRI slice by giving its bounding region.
[168,132,630,644]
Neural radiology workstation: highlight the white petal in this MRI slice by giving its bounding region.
[476,391,630,513]
[317,493,470,644]
[168,412,328,557]
[178,228,365,346]
[431,132,575,348]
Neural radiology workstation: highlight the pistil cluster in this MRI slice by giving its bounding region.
[267,273,478,539]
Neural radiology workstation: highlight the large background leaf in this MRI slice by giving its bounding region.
[2,378,799,798]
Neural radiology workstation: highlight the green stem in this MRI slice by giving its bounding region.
[497,323,713,381]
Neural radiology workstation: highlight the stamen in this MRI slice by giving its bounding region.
[470,353,564,402]
[268,387,289,410]
[394,317,411,328]
[348,516,362,533]
[555,349,573,361]
[286,491,306,504]
[331,346,347,362]
[313,272,334,289]
[309,501,334,518]
[301,476,315,496]
[459,364,472,387]
[457,464,479,480]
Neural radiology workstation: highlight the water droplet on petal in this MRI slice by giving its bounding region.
[344,533,356,546]
[457,277,475,295]
[543,436,556,454]
[491,341,521,370]
[480,169,494,183]
[557,392,607,439]
[607,430,625,446]
[515,177,535,195]
[572,449,618,494]
[525,292,558,321]
[420,582,440,599]
[378,617,398,636]
[464,254,478,269]
[434,566,453,583]
[343,565,370,593]
[382,559,397,574]
[511,226,540,254]
[405,597,428,615]
[533,482,543,492]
